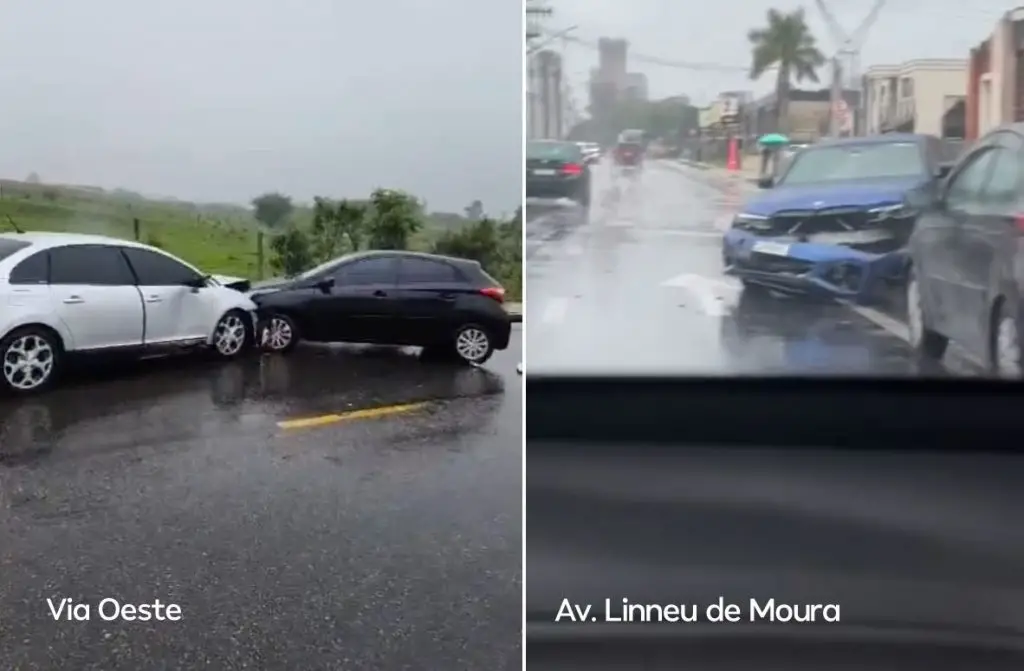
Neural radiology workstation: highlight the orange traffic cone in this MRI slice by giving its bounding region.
[726,137,739,172]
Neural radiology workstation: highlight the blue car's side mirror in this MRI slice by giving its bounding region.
[757,176,774,189]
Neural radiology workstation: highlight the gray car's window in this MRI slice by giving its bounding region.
[946,148,997,210]
[50,245,135,286]
[978,147,1022,212]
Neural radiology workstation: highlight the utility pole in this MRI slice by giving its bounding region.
[525,0,553,140]
[814,0,886,135]
[829,57,843,137]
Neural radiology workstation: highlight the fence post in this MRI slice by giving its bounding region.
[256,231,264,280]
[133,217,141,241]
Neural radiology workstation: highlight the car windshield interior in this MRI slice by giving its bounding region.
[780,142,924,185]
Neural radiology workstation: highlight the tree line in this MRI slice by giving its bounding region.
[252,189,522,299]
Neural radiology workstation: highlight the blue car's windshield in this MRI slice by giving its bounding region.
[779,141,924,186]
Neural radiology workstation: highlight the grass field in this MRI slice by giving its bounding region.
[0,179,474,279]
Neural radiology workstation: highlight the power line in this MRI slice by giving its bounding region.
[542,30,751,73]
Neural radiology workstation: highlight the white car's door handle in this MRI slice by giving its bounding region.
[145,296,163,303]
[62,296,84,304]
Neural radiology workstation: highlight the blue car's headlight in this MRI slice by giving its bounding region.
[867,202,915,221]
[732,213,772,232]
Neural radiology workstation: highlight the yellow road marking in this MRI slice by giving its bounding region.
[277,402,429,430]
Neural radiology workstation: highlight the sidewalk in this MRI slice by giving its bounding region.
[676,158,762,181]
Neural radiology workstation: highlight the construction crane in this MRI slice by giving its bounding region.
[814,0,886,91]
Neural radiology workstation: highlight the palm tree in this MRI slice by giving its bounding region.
[748,8,826,133]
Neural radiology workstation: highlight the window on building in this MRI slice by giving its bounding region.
[900,77,914,98]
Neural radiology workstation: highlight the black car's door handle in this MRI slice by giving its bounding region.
[439,292,457,301]
[373,289,388,297]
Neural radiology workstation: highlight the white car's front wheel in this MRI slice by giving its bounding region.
[1,326,62,395]
[212,310,253,359]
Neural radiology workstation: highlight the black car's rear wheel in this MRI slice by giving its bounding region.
[452,324,494,365]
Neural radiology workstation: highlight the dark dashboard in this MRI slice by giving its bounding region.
[527,376,1024,669]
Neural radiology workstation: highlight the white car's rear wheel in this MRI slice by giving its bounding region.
[212,310,252,359]
[1,326,62,394]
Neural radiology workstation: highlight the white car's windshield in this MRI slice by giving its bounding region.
[780,141,925,186]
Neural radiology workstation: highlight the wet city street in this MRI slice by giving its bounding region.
[526,160,979,376]
[0,331,522,670]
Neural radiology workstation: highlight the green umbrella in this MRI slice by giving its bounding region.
[758,133,790,146]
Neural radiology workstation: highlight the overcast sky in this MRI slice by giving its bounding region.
[550,0,1009,105]
[0,0,520,213]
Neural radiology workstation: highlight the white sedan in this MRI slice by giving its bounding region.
[0,231,259,394]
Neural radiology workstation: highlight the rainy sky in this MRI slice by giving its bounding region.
[549,0,1009,104]
[0,0,521,213]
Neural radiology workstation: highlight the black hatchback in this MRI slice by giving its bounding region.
[250,250,512,365]
[525,140,591,208]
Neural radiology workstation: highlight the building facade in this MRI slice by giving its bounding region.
[862,59,967,138]
[966,7,1024,140]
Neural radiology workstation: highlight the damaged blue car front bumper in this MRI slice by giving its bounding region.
[722,229,908,303]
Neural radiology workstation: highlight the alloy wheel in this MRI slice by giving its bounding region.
[262,316,293,351]
[3,334,55,391]
[214,314,247,357]
[455,327,490,363]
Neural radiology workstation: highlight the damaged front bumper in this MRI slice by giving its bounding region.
[722,227,910,302]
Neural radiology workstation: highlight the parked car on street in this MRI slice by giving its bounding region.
[251,250,511,365]
[0,231,258,394]
[526,140,592,209]
[907,124,1024,376]
[722,133,952,302]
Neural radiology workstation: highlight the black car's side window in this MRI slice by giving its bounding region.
[122,247,202,286]
[335,257,397,286]
[9,250,50,285]
[49,245,135,286]
[398,258,461,285]
[946,149,997,211]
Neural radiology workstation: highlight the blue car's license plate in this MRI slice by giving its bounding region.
[752,240,791,256]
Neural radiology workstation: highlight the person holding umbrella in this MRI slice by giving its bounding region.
[757,133,789,179]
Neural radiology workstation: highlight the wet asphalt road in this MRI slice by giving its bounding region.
[0,330,521,670]
[526,160,979,376]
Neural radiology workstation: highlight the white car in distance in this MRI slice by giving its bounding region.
[0,231,259,394]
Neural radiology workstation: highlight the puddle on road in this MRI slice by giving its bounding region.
[0,346,508,468]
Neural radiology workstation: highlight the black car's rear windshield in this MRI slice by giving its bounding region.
[0,238,30,262]
[781,141,925,185]
[527,141,582,161]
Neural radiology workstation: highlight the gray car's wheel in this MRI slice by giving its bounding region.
[261,313,299,353]
[452,324,494,365]
[211,310,253,359]
[990,299,1023,378]
[906,269,948,362]
[1,326,62,395]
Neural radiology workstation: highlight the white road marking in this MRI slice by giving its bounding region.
[841,302,910,342]
[660,273,741,317]
[539,297,569,325]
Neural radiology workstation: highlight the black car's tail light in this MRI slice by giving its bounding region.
[561,163,583,176]
[480,287,505,303]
